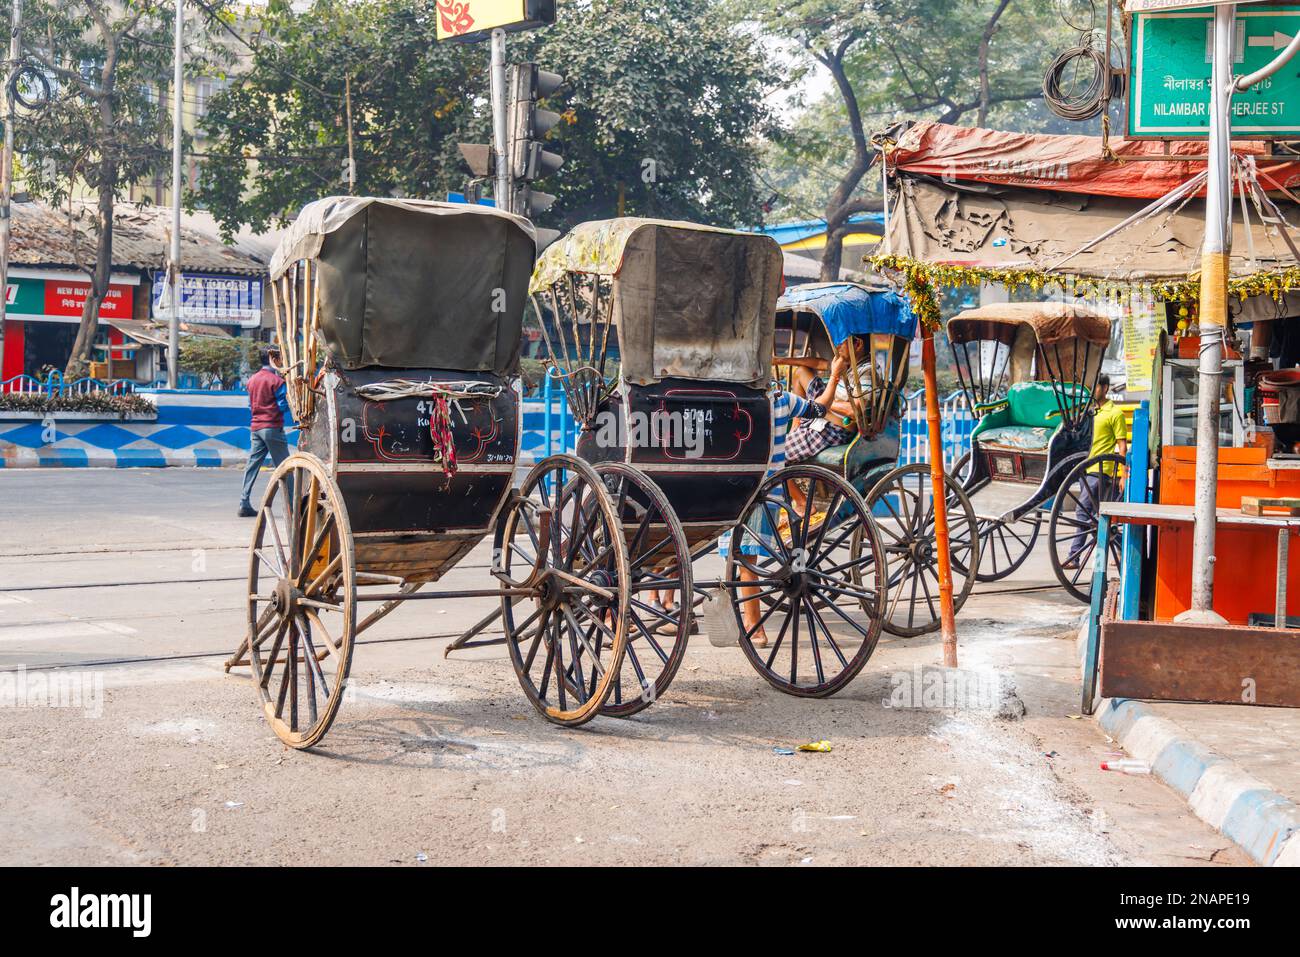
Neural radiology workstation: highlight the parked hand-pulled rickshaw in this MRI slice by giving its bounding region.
[771,282,977,636]
[946,302,1120,597]
[226,197,646,747]
[529,218,891,702]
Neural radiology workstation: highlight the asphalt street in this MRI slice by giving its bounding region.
[0,467,1249,865]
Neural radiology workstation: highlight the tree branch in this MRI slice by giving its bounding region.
[978,0,1015,126]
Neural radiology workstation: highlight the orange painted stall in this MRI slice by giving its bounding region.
[1154,445,1300,623]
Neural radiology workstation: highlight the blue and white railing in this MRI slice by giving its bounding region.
[1,373,137,396]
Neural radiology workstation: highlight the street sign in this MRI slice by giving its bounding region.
[1126,1,1271,11]
[1128,4,1300,138]
[435,0,556,43]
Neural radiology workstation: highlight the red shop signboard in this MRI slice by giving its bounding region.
[43,280,134,320]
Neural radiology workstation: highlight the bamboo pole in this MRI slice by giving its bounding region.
[921,317,958,667]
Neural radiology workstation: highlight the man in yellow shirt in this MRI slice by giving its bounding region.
[1063,374,1127,569]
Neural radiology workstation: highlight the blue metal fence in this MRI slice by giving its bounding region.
[0,373,137,396]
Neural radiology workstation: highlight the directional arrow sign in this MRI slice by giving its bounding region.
[1129,4,1300,138]
[1247,29,1296,50]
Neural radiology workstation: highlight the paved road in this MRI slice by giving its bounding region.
[0,468,1248,865]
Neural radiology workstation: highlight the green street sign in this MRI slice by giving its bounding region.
[1128,3,1300,138]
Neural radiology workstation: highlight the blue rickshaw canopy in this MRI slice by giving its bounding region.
[776,282,917,343]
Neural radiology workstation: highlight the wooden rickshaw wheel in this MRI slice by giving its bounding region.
[243,452,356,750]
[858,462,979,637]
[592,463,693,717]
[722,464,886,698]
[948,451,1043,582]
[495,454,632,727]
[1049,453,1126,604]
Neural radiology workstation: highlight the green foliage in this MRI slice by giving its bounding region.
[743,0,1080,227]
[0,391,157,416]
[18,0,231,206]
[179,337,258,387]
[196,0,776,233]
[523,0,777,227]
[197,0,485,238]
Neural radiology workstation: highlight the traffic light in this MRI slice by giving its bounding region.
[509,63,564,185]
[514,186,556,219]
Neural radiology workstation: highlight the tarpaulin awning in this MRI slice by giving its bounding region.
[885,120,1300,199]
[776,282,917,343]
[881,175,1300,283]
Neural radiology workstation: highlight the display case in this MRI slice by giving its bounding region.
[1160,357,1246,448]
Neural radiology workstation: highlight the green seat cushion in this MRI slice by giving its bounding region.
[977,424,1053,451]
[1006,382,1062,428]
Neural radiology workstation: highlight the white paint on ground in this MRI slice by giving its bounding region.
[0,620,138,642]
[0,594,32,606]
[129,718,222,743]
[350,680,470,707]
[932,712,1121,866]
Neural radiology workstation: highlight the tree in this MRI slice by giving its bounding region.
[19,0,230,375]
[197,0,776,234]
[526,0,776,227]
[746,1,1067,280]
[197,0,486,238]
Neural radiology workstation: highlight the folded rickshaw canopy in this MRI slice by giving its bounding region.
[530,217,784,388]
[946,302,1112,347]
[271,196,537,375]
[776,282,918,343]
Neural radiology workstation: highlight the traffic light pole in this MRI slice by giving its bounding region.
[489,28,511,214]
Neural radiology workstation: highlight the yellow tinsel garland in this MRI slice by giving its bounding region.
[870,253,1300,310]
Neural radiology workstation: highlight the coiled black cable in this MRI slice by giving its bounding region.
[1043,39,1119,121]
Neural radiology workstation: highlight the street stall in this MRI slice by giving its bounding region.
[871,120,1300,708]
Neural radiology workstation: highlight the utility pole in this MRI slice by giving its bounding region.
[0,0,21,326]
[489,28,511,214]
[1181,4,1300,622]
[166,0,183,389]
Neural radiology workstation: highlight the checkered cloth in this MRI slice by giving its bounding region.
[783,375,854,463]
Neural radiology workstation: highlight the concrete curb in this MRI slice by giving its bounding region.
[1096,698,1300,866]
[0,448,245,468]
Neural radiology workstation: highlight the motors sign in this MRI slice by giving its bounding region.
[1128,4,1300,138]
[151,272,263,328]
[434,0,556,42]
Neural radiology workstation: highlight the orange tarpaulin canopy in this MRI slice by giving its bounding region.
[885,121,1300,199]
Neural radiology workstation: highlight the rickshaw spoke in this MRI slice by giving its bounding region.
[803,598,826,686]
[260,617,290,689]
[809,490,843,557]
[764,606,794,671]
[564,605,610,678]
[815,588,872,640]
[743,594,788,643]
[303,609,341,661]
[807,595,849,669]
[788,600,800,684]
[520,609,550,674]
[298,614,325,725]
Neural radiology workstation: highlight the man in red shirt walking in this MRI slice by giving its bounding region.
[239,347,292,517]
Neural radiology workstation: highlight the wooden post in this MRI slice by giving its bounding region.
[921,321,959,667]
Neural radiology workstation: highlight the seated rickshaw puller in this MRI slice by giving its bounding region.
[734,357,847,647]
[1062,373,1126,569]
[783,341,865,464]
